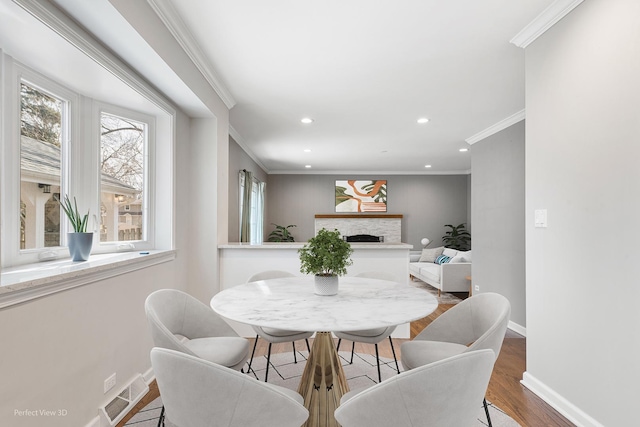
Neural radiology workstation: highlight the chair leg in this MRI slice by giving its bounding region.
[292,341,297,363]
[305,338,310,352]
[264,342,273,382]
[388,336,400,374]
[374,343,382,383]
[350,341,355,364]
[157,405,165,427]
[246,335,259,374]
[483,398,493,427]
[336,338,342,351]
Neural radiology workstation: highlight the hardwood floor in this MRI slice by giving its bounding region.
[119,305,575,427]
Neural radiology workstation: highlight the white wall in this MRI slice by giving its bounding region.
[471,121,525,329]
[524,1,640,425]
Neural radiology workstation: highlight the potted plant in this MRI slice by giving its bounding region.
[267,223,296,242]
[298,228,353,295]
[55,194,92,261]
[442,223,471,251]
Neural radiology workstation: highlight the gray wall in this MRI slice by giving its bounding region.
[471,121,525,328]
[265,174,469,248]
[525,0,639,425]
[228,137,268,242]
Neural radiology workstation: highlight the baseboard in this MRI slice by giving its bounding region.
[507,320,526,337]
[521,372,604,427]
[142,366,155,385]
[84,416,100,427]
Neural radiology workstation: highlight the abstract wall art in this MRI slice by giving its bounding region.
[335,180,387,212]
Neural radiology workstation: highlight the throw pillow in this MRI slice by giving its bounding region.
[449,254,464,263]
[442,248,458,258]
[435,255,451,265]
[418,246,444,262]
[458,250,472,262]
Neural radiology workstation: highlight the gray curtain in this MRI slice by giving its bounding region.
[239,169,253,242]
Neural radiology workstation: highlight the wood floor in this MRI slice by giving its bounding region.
[119,304,575,427]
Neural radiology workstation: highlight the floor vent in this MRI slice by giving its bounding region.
[99,374,148,426]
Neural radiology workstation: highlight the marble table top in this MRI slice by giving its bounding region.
[210,276,438,331]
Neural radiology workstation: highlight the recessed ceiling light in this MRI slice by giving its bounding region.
[301,117,314,124]
[304,149,311,153]
[459,148,469,152]
[417,117,430,124]
[424,164,432,168]
[305,165,312,168]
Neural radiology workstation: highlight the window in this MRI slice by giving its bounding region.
[239,170,265,244]
[99,112,147,243]
[1,53,170,268]
[19,82,65,250]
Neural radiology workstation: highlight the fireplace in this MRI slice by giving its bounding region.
[315,214,402,243]
[344,234,384,243]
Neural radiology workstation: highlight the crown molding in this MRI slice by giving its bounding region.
[465,109,525,145]
[229,126,269,174]
[269,169,472,176]
[147,0,236,109]
[510,0,584,48]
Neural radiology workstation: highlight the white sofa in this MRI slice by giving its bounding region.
[409,247,471,296]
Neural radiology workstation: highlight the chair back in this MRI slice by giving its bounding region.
[248,270,296,282]
[334,349,495,427]
[416,292,511,360]
[145,289,238,356]
[151,347,309,427]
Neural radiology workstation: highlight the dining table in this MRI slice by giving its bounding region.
[210,276,438,427]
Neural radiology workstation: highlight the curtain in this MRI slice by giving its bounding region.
[253,181,265,244]
[239,169,253,242]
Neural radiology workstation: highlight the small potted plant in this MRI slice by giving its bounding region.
[267,223,296,242]
[55,194,92,261]
[298,228,353,295]
[442,223,471,251]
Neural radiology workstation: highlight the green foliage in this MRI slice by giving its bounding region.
[442,223,471,251]
[267,223,296,242]
[298,228,353,276]
[20,84,62,146]
[54,194,89,233]
[361,181,387,203]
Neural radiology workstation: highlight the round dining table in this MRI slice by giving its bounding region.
[211,276,438,427]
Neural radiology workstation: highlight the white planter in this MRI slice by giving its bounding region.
[314,275,339,296]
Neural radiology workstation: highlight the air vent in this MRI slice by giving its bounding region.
[99,374,148,426]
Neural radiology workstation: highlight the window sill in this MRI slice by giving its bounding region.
[0,250,176,309]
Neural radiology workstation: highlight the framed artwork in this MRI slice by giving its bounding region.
[335,180,387,212]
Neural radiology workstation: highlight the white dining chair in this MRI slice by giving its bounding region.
[245,270,313,382]
[151,347,309,427]
[334,271,400,382]
[400,292,511,427]
[334,349,496,427]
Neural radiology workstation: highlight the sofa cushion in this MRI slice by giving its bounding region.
[458,250,472,262]
[418,263,441,283]
[435,255,451,265]
[449,254,464,263]
[418,246,444,262]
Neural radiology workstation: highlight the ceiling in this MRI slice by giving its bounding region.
[50,0,556,174]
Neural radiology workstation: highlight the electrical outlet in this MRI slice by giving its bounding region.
[104,373,116,394]
[474,285,479,292]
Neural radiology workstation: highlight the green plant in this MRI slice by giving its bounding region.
[267,223,296,242]
[298,228,353,276]
[442,223,471,251]
[54,194,89,232]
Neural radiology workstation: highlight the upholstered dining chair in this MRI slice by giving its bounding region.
[334,349,495,427]
[145,289,251,426]
[151,347,309,427]
[400,292,511,427]
[245,270,313,382]
[334,271,401,383]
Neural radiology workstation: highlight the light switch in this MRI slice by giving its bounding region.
[534,209,547,228]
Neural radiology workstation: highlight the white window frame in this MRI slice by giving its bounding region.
[94,102,156,252]
[1,60,80,266]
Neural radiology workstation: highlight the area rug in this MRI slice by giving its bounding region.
[408,278,464,304]
[125,350,520,427]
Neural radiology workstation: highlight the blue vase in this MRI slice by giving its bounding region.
[68,232,93,261]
